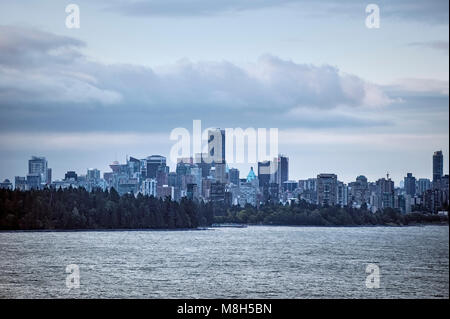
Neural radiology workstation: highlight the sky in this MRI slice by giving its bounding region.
[0,0,448,185]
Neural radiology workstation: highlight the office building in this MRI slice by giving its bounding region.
[404,173,416,196]
[0,179,13,190]
[317,174,338,206]
[14,176,27,191]
[208,128,226,164]
[146,155,167,179]
[229,168,240,186]
[141,178,157,197]
[64,171,78,181]
[417,178,431,195]
[433,150,443,183]
[28,156,49,185]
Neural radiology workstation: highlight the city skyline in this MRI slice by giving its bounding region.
[1,147,449,186]
[0,1,448,188]
[4,148,448,189]
[3,147,447,214]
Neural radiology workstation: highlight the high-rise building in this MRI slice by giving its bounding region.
[195,153,212,178]
[208,128,226,164]
[141,178,157,197]
[127,157,141,177]
[272,155,289,190]
[376,176,395,209]
[317,174,338,206]
[337,181,348,208]
[168,172,177,187]
[416,178,431,195]
[233,179,258,207]
[404,173,416,196]
[146,155,167,179]
[28,156,48,185]
[298,178,317,204]
[433,150,443,184]
[349,175,369,206]
[64,171,78,181]
[214,163,227,183]
[0,179,13,190]
[14,176,27,191]
[87,169,100,182]
[26,174,41,190]
[258,161,272,188]
[283,180,298,192]
[210,181,226,202]
[159,185,175,199]
[229,168,240,186]
[186,183,198,200]
[46,168,52,185]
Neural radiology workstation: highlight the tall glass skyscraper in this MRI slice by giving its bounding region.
[433,150,443,183]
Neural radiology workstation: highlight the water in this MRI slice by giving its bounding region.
[0,226,448,299]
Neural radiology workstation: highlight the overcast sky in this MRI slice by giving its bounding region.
[0,0,448,184]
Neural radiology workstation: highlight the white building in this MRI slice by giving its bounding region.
[141,178,157,197]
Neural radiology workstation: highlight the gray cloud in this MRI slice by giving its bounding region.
[105,0,298,16]
[0,26,85,68]
[407,41,449,55]
[0,26,394,134]
[101,0,449,24]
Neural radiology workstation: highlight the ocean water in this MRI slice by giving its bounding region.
[0,225,448,299]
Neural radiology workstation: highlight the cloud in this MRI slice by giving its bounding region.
[0,26,395,134]
[105,0,298,17]
[386,78,449,96]
[0,26,122,106]
[0,25,85,67]
[102,0,449,24]
[408,41,449,55]
[0,132,170,151]
[279,129,449,151]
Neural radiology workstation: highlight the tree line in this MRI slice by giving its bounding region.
[214,200,448,226]
[0,188,447,230]
[0,187,213,230]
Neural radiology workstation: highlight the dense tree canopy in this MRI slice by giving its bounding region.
[0,189,446,230]
[0,187,213,230]
[214,200,448,226]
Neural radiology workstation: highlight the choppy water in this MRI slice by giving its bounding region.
[0,225,448,298]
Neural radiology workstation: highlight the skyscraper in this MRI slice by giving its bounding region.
[195,153,212,178]
[416,178,431,195]
[229,168,240,186]
[404,173,416,196]
[317,174,338,206]
[433,150,443,183]
[146,155,167,179]
[258,161,271,188]
[272,155,289,190]
[28,156,48,185]
[87,168,101,182]
[376,176,395,209]
[208,128,226,164]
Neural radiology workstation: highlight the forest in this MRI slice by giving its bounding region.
[215,200,448,226]
[0,188,447,230]
[0,187,213,230]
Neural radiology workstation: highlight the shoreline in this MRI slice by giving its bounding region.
[0,222,448,233]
